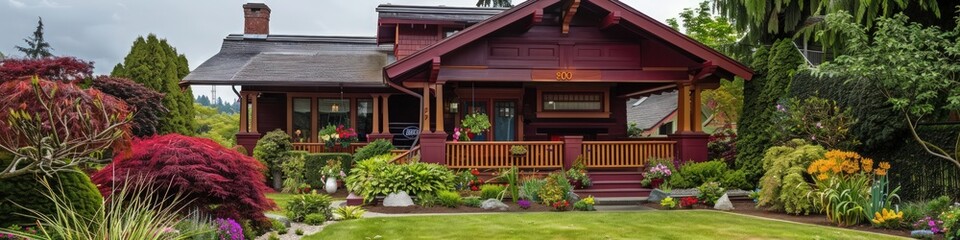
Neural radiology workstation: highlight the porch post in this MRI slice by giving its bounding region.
[422,84,431,132]
[419,84,448,165]
[239,92,248,133]
[235,91,261,156]
[434,83,445,133]
[692,85,703,132]
[669,80,709,163]
[249,92,259,133]
[367,94,394,142]
[561,136,583,170]
[675,82,692,133]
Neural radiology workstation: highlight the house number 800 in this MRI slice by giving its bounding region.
[555,71,573,81]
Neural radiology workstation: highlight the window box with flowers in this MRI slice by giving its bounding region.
[319,124,358,150]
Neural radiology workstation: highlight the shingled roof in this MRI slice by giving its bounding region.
[627,91,678,130]
[376,4,505,23]
[181,34,394,87]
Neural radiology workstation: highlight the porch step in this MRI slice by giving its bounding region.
[587,171,644,181]
[574,188,651,198]
[589,180,643,189]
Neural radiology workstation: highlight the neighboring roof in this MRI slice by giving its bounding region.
[376,4,505,23]
[182,34,394,87]
[385,0,753,81]
[627,91,677,130]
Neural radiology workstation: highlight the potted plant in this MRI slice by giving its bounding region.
[320,159,343,194]
[460,113,491,139]
[643,163,672,189]
[319,124,358,149]
[566,156,591,189]
[510,145,528,157]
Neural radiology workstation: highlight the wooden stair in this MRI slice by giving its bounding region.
[574,170,652,198]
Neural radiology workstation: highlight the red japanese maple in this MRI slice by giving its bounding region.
[91,76,167,137]
[0,57,93,82]
[91,134,277,224]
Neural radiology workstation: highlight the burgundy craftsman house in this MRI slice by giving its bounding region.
[183,0,752,198]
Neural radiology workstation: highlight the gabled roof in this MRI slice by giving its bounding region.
[627,91,678,130]
[182,34,393,87]
[377,4,505,23]
[384,0,753,81]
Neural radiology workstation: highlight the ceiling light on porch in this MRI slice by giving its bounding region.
[447,102,459,113]
[331,103,340,112]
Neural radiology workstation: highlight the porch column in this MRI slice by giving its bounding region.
[249,92,259,133]
[434,83,445,133]
[422,84,431,132]
[669,81,709,163]
[692,85,703,132]
[235,91,261,156]
[239,92,248,133]
[367,94,394,142]
[675,82,692,133]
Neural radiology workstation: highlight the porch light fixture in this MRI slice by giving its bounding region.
[448,102,459,113]
[331,103,340,112]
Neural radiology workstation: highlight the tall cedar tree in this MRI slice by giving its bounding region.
[16,17,54,59]
[91,134,277,226]
[0,57,93,82]
[735,39,805,182]
[112,34,195,135]
[92,76,168,137]
[0,51,6,60]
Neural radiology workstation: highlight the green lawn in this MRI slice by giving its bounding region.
[307,211,906,240]
[265,193,298,213]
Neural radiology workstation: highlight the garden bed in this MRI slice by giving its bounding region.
[640,200,913,238]
[365,202,555,214]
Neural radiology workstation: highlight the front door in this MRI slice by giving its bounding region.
[460,99,518,141]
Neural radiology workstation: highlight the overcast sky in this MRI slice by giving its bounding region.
[1,0,700,101]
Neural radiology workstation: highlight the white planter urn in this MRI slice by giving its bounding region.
[324,176,338,194]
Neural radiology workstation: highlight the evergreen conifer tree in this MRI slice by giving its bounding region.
[16,17,53,59]
[113,34,195,135]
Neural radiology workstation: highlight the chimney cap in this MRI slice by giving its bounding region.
[243,2,270,11]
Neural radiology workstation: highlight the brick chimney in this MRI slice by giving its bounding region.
[243,2,271,36]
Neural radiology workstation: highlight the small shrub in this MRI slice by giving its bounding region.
[680,196,699,208]
[941,206,960,239]
[720,169,752,190]
[333,206,366,220]
[538,173,567,205]
[660,197,677,209]
[253,129,294,190]
[346,155,454,203]
[304,213,326,225]
[672,160,728,188]
[285,193,333,222]
[437,190,463,208]
[353,139,395,163]
[0,166,102,225]
[480,184,505,200]
[268,232,280,240]
[215,218,245,240]
[271,219,287,234]
[463,196,483,207]
[518,199,532,209]
[697,182,725,206]
[520,178,545,203]
[281,153,307,193]
[453,169,480,191]
[295,228,304,235]
[925,196,953,217]
[573,196,596,211]
[418,193,438,207]
[757,139,825,214]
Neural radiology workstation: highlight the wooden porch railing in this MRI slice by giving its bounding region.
[389,146,420,164]
[292,142,367,154]
[580,141,675,168]
[446,141,563,169]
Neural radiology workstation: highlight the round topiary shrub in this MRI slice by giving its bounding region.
[90,134,277,226]
[0,152,103,225]
[253,129,293,190]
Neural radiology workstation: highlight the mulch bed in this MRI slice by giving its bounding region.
[641,200,915,237]
[365,202,555,214]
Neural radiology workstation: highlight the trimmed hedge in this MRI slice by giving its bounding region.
[869,124,960,201]
[303,153,352,187]
[0,153,103,225]
[353,139,394,163]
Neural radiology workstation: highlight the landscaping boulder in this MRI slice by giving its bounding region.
[566,192,580,203]
[264,213,291,228]
[713,193,734,211]
[647,189,670,202]
[383,191,415,207]
[480,199,509,211]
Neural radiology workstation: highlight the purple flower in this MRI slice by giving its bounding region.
[815,122,823,128]
[214,218,244,240]
[518,199,531,209]
[776,104,785,112]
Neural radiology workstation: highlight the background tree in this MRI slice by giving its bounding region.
[813,12,960,170]
[16,17,54,59]
[92,76,168,137]
[476,0,511,7]
[668,1,744,125]
[0,57,93,82]
[112,34,195,135]
[195,103,239,147]
[0,77,131,179]
[0,51,5,60]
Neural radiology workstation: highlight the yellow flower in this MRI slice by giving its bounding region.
[842,161,859,174]
[879,162,891,170]
[861,159,874,173]
[875,168,888,176]
[817,173,829,181]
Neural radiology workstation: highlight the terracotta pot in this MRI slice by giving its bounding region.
[650,178,664,189]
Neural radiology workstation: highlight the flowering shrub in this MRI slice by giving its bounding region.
[941,206,960,239]
[680,197,699,209]
[320,159,343,180]
[566,156,592,188]
[914,216,945,234]
[552,200,570,211]
[771,97,859,149]
[573,196,596,211]
[0,225,35,240]
[871,208,904,228]
[660,197,677,209]
[518,199,532,209]
[215,218,244,240]
[644,164,672,180]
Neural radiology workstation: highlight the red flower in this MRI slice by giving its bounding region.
[470,186,479,191]
[470,169,480,176]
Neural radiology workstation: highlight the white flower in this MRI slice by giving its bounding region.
[321,135,330,141]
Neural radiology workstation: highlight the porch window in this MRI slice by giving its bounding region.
[659,122,673,135]
[356,98,373,141]
[318,99,350,128]
[292,98,312,142]
[541,92,603,112]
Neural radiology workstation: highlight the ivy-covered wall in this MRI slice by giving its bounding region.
[868,124,960,201]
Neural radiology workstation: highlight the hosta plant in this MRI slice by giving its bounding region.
[661,197,678,209]
[333,206,366,220]
[346,154,454,203]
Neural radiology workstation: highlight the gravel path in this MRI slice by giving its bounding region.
[256,201,346,240]
[668,188,751,197]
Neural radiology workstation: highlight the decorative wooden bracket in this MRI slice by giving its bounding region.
[561,0,581,35]
[526,9,544,30]
[692,61,717,80]
[430,57,441,83]
[601,11,621,30]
